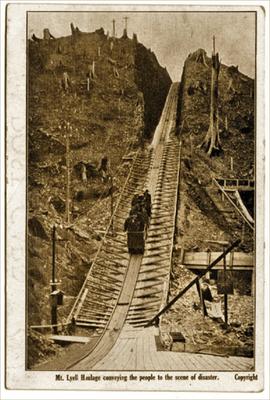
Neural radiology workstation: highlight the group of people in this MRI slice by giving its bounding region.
[124,190,152,233]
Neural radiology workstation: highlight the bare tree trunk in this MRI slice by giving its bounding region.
[200,52,222,156]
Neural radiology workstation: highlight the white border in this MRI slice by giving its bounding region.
[1,1,269,399]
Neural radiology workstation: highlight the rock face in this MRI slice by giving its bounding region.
[27,27,171,366]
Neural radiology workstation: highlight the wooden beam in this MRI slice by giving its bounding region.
[47,335,90,344]
[145,239,240,326]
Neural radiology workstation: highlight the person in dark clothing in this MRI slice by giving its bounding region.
[130,203,141,216]
[135,213,145,231]
[143,190,152,217]
[139,206,149,229]
[131,194,140,207]
[124,215,136,232]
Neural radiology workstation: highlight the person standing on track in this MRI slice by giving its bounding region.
[143,190,152,217]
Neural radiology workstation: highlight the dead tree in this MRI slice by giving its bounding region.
[43,28,55,40]
[200,41,222,156]
[32,33,42,43]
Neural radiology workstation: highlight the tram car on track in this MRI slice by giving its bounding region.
[124,191,152,254]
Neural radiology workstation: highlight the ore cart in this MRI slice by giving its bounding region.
[127,231,145,254]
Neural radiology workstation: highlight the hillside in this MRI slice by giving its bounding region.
[27,25,171,366]
[176,48,254,252]
[27,35,255,367]
[161,49,255,357]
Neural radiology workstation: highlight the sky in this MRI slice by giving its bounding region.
[28,11,256,81]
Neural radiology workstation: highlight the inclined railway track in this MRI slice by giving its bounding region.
[66,83,181,369]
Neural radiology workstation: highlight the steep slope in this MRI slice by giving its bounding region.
[160,50,255,357]
[176,49,254,252]
[27,26,171,366]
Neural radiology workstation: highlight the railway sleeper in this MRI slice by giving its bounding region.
[127,320,150,327]
[77,312,110,325]
[99,250,129,264]
[75,320,107,328]
[137,273,168,282]
[89,275,122,289]
[145,245,171,254]
[147,229,171,241]
[138,268,168,278]
[153,191,176,197]
[129,296,162,306]
[150,216,173,223]
[92,260,126,273]
[144,247,170,256]
[152,196,176,203]
[93,268,124,287]
[145,237,172,246]
[128,304,160,312]
[157,178,178,185]
[77,309,111,318]
[141,257,169,267]
[102,245,127,256]
[126,316,156,323]
[81,296,115,307]
[85,282,119,296]
[77,312,110,322]
[82,293,118,306]
[85,280,120,293]
[81,300,114,311]
[83,276,118,289]
[94,262,126,276]
[134,288,164,298]
[94,261,126,273]
[146,231,172,239]
[134,281,164,291]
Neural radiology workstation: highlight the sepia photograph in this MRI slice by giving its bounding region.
[2,1,269,397]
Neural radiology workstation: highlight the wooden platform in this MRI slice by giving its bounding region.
[93,326,253,371]
[183,252,254,271]
[215,177,254,192]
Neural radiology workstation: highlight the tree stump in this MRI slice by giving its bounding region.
[200,52,222,156]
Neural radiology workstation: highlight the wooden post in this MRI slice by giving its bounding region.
[86,77,90,91]
[66,127,71,225]
[251,268,255,296]
[123,16,129,33]
[112,19,116,37]
[51,225,57,334]
[110,177,114,234]
[241,222,245,243]
[230,156,234,171]
[196,280,207,317]
[200,36,221,156]
[223,246,228,327]
[206,250,211,280]
[98,46,101,57]
[225,115,228,131]
[190,133,193,157]
[118,98,121,119]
